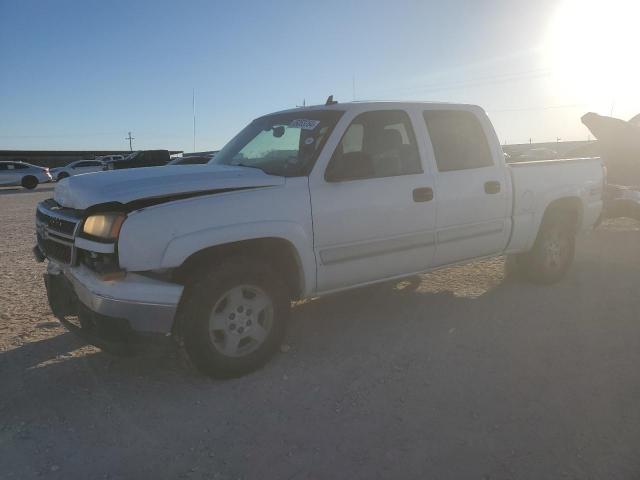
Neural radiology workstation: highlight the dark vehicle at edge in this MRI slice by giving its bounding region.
[103,150,170,170]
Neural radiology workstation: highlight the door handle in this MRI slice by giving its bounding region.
[413,187,434,202]
[484,181,501,194]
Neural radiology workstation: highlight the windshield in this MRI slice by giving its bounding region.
[212,110,344,177]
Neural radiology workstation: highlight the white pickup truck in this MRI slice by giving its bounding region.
[35,101,604,378]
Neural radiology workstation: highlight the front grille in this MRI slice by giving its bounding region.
[36,209,77,236]
[36,200,82,265]
[38,234,72,264]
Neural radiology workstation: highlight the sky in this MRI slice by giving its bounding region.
[1,0,639,152]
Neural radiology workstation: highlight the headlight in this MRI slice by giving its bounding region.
[82,212,126,241]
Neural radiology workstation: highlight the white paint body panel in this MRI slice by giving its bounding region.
[506,158,604,253]
[54,164,284,210]
[44,102,604,331]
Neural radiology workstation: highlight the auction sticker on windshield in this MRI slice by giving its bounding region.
[289,119,320,130]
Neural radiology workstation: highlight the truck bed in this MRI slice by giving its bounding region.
[506,156,604,253]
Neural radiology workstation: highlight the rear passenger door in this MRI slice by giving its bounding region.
[422,109,510,266]
[310,109,437,292]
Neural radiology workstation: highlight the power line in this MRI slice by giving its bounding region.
[192,88,196,152]
[367,67,553,98]
[488,103,587,113]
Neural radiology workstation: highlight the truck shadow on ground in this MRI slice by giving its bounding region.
[3,242,636,394]
[2,260,514,387]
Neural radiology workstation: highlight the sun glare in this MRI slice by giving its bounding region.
[545,0,640,115]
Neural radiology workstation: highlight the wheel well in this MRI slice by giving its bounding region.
[542,197,582,231]
[173,237,304,299]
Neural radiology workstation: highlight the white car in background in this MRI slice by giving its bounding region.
[50,160,105,181]
[0,161,52,189]
[95,155,125,163]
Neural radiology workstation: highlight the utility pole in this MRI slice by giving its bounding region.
[192,88,196,152]
[352,74,356,101]
[126,131,135,151]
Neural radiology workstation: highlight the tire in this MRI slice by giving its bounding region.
[518,212,576,284]
[503,254,523,280]
[57,172,69,181]
[178,257,290,378]
[21,176,38,190]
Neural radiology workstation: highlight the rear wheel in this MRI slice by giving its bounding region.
[518,212,576,284]
[21,176,38,190]
[178,257,290,378]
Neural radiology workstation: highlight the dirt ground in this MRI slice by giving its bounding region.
[1,185,640,480]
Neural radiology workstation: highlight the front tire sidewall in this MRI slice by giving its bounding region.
[179,259,290,378]
[22,176,38,190]
[522,217,575,284]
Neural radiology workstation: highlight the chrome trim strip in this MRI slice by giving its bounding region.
[74,236,115,254]
[437,221,504,244]
[36,220,74,240]
[45,235,73,246]
[320,231,436,265]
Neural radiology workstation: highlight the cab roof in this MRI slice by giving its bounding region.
[270,100,484,116]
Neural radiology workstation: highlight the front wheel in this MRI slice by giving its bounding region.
[21,176,38,190]
[178,257,290,378]
[517,213,576,284]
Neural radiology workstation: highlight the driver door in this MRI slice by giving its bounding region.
[310,109,437,292]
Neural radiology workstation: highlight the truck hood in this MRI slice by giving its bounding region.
[54,164,285,210]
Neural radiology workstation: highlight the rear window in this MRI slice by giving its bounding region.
[423,110,494,172]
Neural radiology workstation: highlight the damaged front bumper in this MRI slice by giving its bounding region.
[40,254,183,353]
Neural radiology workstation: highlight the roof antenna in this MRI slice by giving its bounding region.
[325,95,338,106]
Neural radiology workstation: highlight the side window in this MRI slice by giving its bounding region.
[423,110,494,172]
[14,163,28,169]
[0,164,7,171]
[327,110,421,181]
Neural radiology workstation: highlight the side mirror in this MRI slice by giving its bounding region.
[325,152,374,182]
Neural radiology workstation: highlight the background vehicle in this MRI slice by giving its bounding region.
[95,155,124,163]
[103,150,170,170]
[0,161,52,189]
[35,101,603,378]
[50,160,105,181]
[167,155,212,166]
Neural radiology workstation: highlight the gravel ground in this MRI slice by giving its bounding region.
[1,185,640,479]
